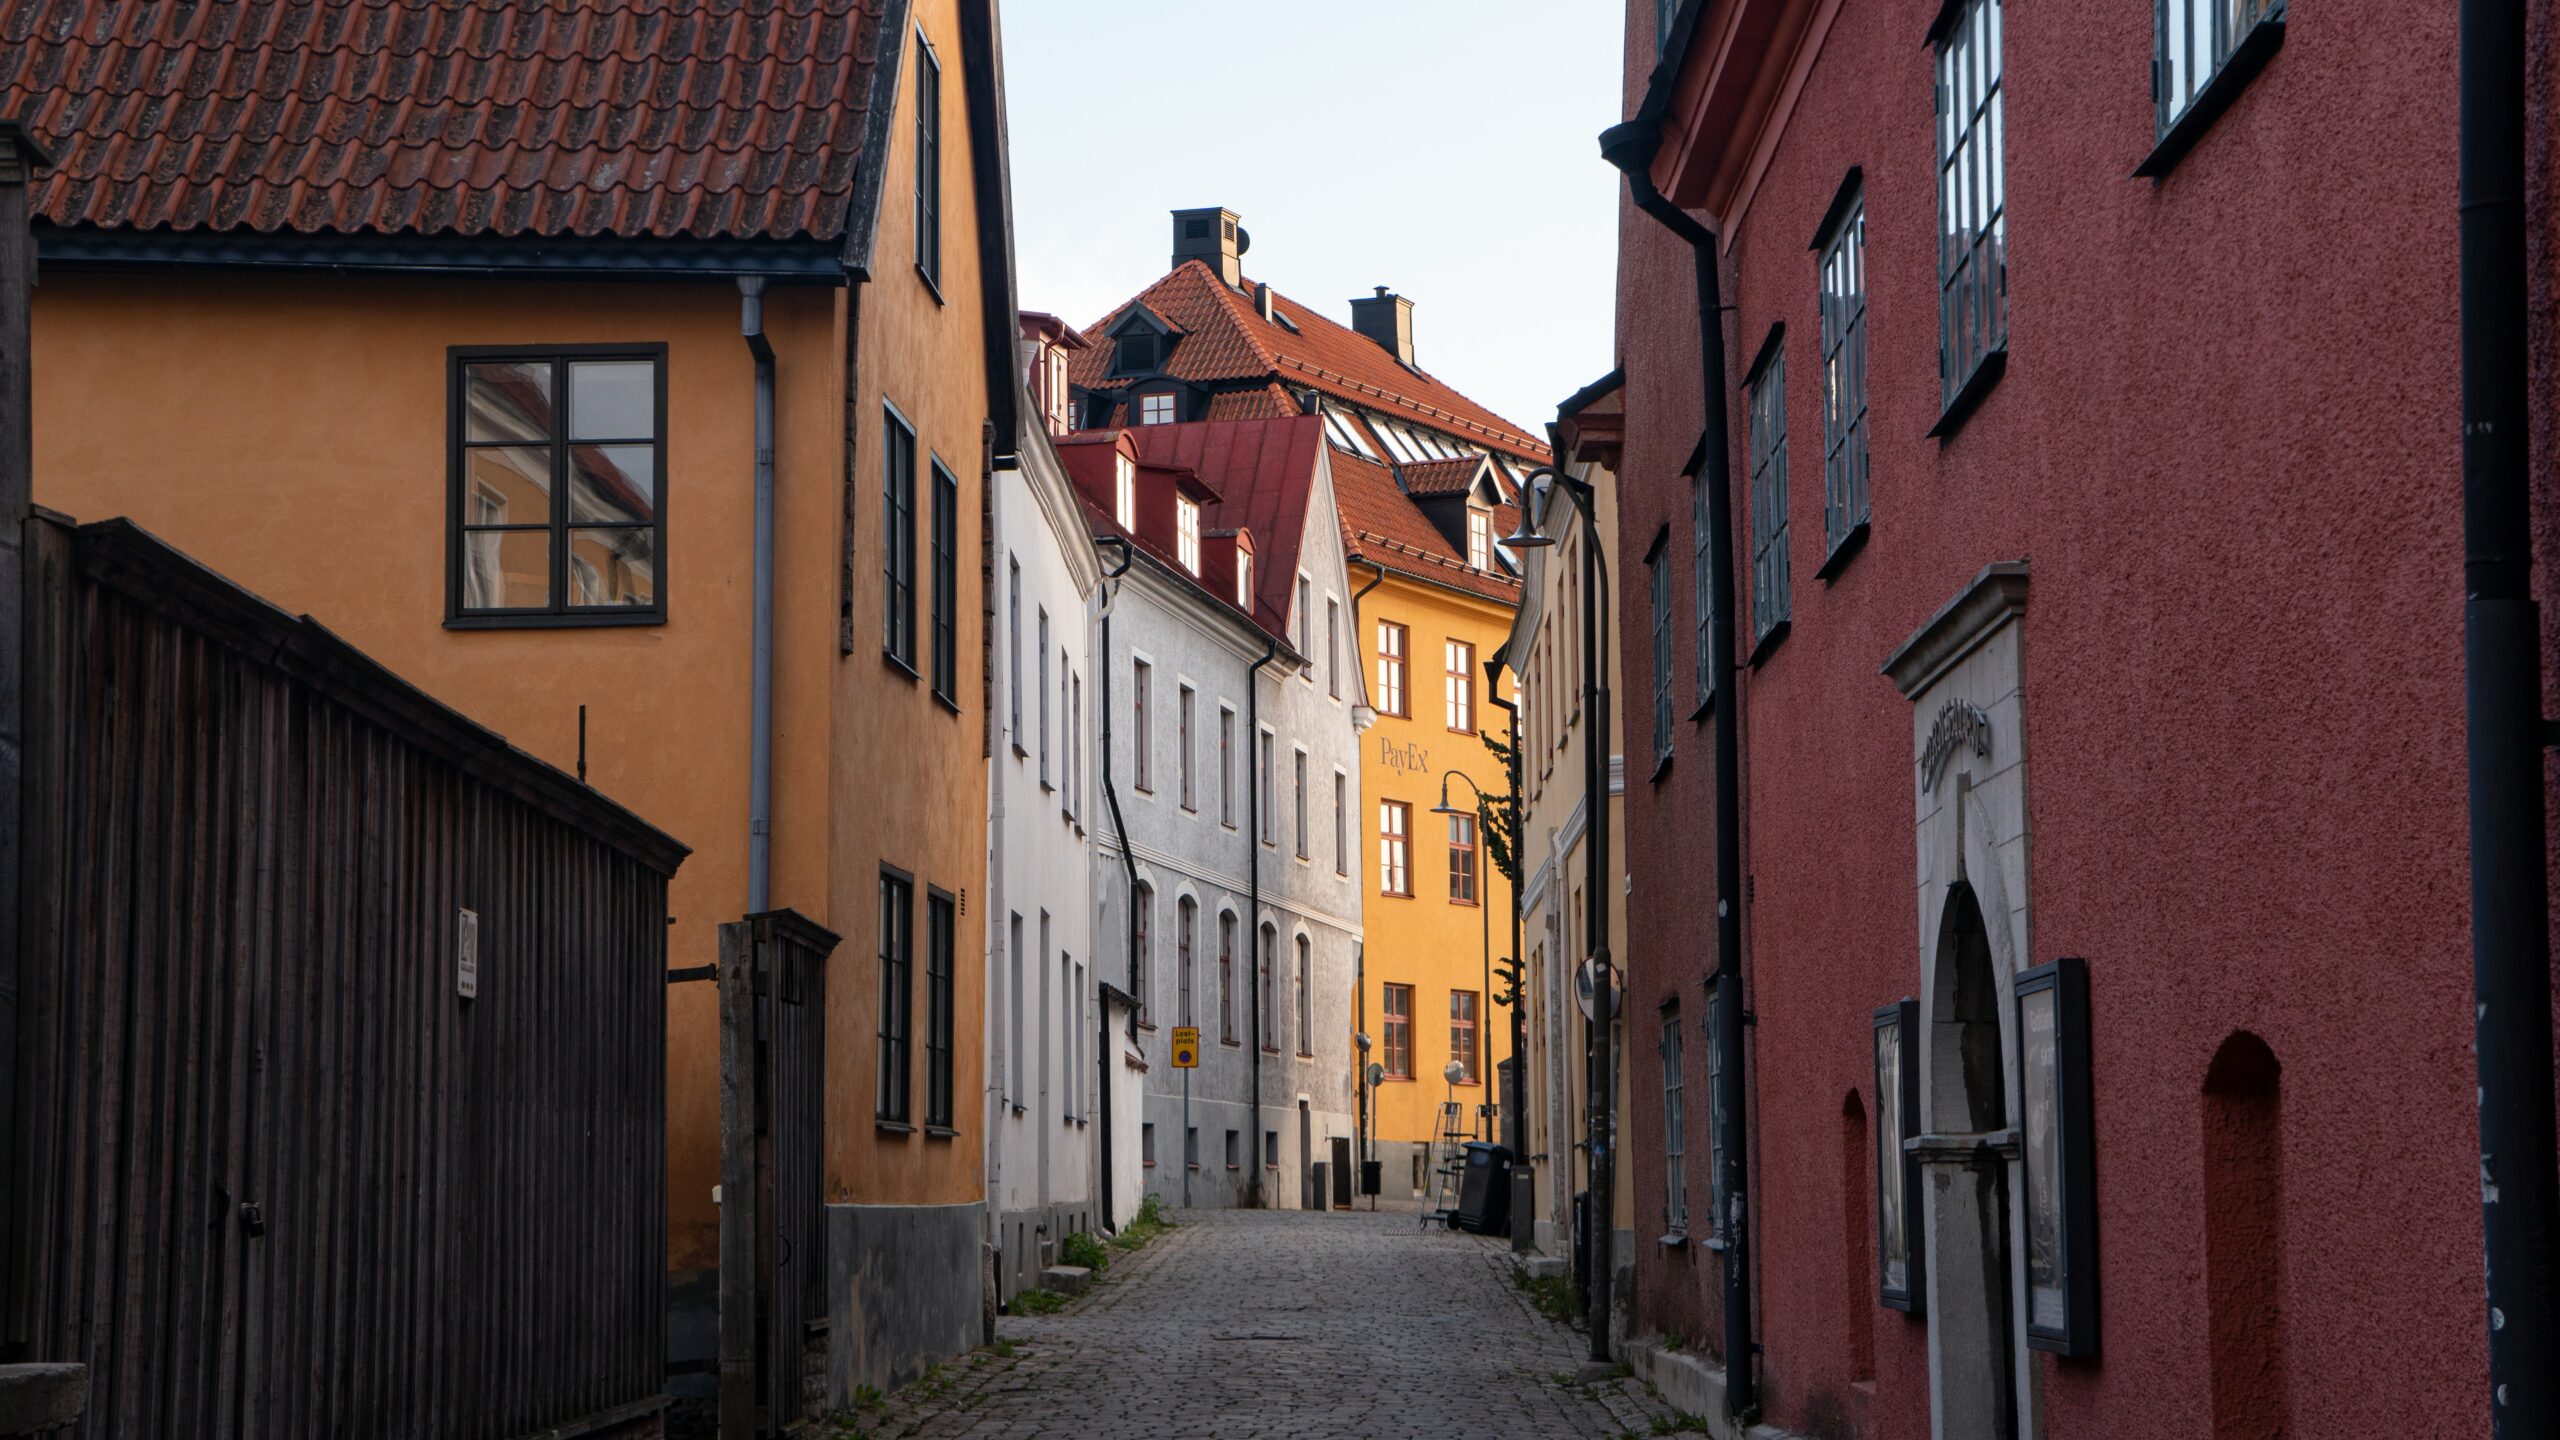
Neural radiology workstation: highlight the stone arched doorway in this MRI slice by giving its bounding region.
[1918,881,2022,1440]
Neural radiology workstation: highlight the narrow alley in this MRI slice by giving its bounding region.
[851,1211,1674,1440]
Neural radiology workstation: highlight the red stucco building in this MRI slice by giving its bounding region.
[1602,1,2559,1437]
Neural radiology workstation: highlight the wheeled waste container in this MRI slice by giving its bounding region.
[1452,1142,1514,1235]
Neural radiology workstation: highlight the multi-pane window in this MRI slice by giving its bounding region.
[1650,547,1673,764]
[1037,609,1051,786]
[883,406,917,666]
[1008,915,1025,1104]
[1179,685,1197,810]
[1219,707,1236,825]
[452,351,664,621]
[1060,954,1075,1120]
[1334,771,1349,876]
[1177,896,1197,1027]
[1294,751,1310,860]
[1236,550,1253,608]
[1258,923,1278,1051]
[2157,0,2278,136]
[1114,454,1136,528]
[1219,912,1238,1043]
[1818,198,1871,556]
[912,31,940,287]
[1133,660,1153,792]
[1449,990,1480,1084]
[1297,577,1315,682]
[1008,558,1023,746]
[1656,0,1678,55]
[1444,640,1476,733]
[1133,883,1152,1027]
[1258,730,1275,845]
[876,872,913,1123]
[1447,813,1478,905]
[1706,982,1730,1238]
[1467,509,1492,570]
[1935,0,2007,410]
[1177,498,1201,574]
[1383,984,1414,1078]
[1379,800,1412,897]
[930,459,958,702]
[1326,599,1342,697]
[1294,937,1312,1055]
[1747,346,1792,647]
[1377,622,1409,716]
[1692,477,1714,709]
[1661,1005,1688,1234]
[1068,673,1081,819]
[926,891,955,1129]
[1140,392,1176,425]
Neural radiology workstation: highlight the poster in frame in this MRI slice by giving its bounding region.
[2017,956,2098,1356]
[1871,999,1924,1313]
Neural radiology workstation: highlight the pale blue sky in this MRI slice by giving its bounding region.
[1001,0,1627,435]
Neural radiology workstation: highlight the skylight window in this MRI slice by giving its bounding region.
[1115,454,1136,528]
[1322,409,1379,460]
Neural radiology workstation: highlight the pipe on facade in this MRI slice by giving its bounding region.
[1245,633,1280,1208]
[1486,672,1524,1159]
[2459,1,2557,1431]
[739,278,778,913]
[1600,118,1754,1415]
[1096,534,1136,1232]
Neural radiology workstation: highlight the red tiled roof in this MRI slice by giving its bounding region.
[1202,385,1300,422]
[0,0,889,243]
[1055,431,1274,641]
[1400,454,1491,497]
[1071,260,1550,463]
[1331,452,1520,605]
[1123,416,1325,638]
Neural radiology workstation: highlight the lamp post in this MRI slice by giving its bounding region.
[1502,465,1616,1362]
[1431,769,1494,1136]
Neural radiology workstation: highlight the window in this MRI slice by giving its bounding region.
[1383,984,1414,1079]
[1115,331,1159,378]
[1467,508,1492,570]
[1706,982,1731,1239]
[925,890,955,1129]
[1662,1005,1688,1235]
[1114,453,1136,528]
[2156,0,2281,141]
[1133,660,1153,792]
[1177,897,1197,1026]
[1036,608,1051,786]
[1444,639,1476,733]
[452,351,665,622]
[1237,550,1253,608]
[1322,408,1379,459]
[1060,953,1075,1120]
[1326,599,1341,697]
[1934,0,2007,414]
[1379,800,1412,897]
[1747,344,1792,648]
[1333,771,1348,876]
[1447,812,1478,905]
[1226,1129,1241,1169]
[1293,750,1310,860]
[1294,937,1311,1055]
[1072,960,1087,1120]
[1068,673,1082,819]
[1656,0,1679,55]
[1296,576,1315,678]
[1132,883,1152,1027]
[1143,1123,1156,1166]
[883,405,917,667]
[1449,990,1479,1084]
[930,459,958,702]
[1219,912,1238,1043]
[1008,914,1025,1105]
[1259,922,1278,1051]
[1177,498,1201,574]
[1265,1130,1278,1169]
[1140,392,1175,426]
[1187,1126,1200,1169]
[1693,476,1714,710]
[1008,558,1023,747]
[1179,685,1197,810]
[1818,195,1871,559]
[1219,706,1236,825]
[1650,543,1673,764]
[876,872,913,1124]
[1258,729,1275,845]
[1376,622,1409,716]
[912,31,940,288]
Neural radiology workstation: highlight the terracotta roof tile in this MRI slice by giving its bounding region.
[1331,452,1520,604]
[1,0,887,243]
[1400,454,1490,497]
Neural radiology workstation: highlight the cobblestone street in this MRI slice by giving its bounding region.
[850,1209,1674,1440]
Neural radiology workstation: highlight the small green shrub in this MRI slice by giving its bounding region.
[1009,1286,1067,1315]
[1059,1231,1109,1271]
[1110,1194,1173,1252]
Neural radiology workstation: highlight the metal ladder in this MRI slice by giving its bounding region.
[1423,1098,1471,1228]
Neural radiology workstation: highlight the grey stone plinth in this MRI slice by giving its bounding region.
[1038,1264,1092,1295]
[0,1364,87,1437]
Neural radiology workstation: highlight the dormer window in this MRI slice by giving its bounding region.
[1140,393,1176,426]
[1115,455,1136,528]
[1237,550,1253,608]
[1177,498,1202,574]
[1114,331,1160,377]
[1467,509,1492,570]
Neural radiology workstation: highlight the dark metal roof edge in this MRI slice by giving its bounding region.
[841,0,915,279]
[962,0,1022,463]
[69,515,693,876]
[36,226,846,281]
[1555,366,1626,421]
[1630,0,1718,136]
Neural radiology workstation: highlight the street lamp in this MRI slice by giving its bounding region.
[1500,463,1617,1362]
[1432,769,1495,1137]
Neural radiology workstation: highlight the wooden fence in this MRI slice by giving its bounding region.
[2,514,690,1440]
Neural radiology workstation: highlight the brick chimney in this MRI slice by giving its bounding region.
[1349,287,1415,368]
[1171,207,1247,289]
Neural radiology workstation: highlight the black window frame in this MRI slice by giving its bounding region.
[1929,0,2008,436]
[447,344,670,629]
[882,403,919,672]
[876,868,915,1127]
[913,27,942,296]
[924,887,956,1132]
[2138,0,2285,179]
[1814,180,1872,577]
[929,455,959,706]
[1692,471,1714,714]
[1745,329,1793,660]
[1648,528,1674,772]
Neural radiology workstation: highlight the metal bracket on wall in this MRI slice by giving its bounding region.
[2544,718,2559,749]
[666,965,718,984]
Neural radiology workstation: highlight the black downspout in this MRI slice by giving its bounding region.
[1487,674,1524,1159]
[1580,485,1614,1362]
[1245,634,1281,1208]
[2461,1,2557,1433]
[1602,118,1755,1419]
[1096,535,1136,1231]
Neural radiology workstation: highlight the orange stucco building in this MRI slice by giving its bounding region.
[9,0,1015,1399]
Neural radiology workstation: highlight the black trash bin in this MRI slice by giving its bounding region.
[1452,1142,1514,1235]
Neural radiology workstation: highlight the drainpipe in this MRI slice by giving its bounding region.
[1096,535,1136,1231]
[739,279,778,913]
[1245,633,1281,1208]
[1487,674,1523,1159]
[2459,1,2557,1432]
[1601,118,1753,1416]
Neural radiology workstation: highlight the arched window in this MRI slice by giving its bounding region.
[1177,897,1197,1027]
[2204,1032,2285,1440]
[1258,923,1279,1051]
[1218,911,1238,1043]
[1132,882,1153,1027]
[1294,935,1312,1054]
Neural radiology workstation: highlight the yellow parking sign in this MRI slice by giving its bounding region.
[1170,1026,1200,1068]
